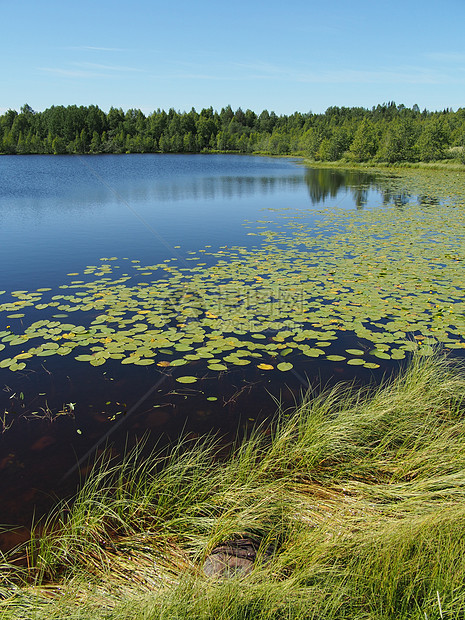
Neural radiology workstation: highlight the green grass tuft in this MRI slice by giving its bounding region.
[2,352,465,619]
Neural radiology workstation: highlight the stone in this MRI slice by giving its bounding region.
[203,538,259,578]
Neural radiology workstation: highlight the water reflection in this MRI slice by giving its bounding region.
[304,168,377,208]
[0,155,441,213]
[120,174,305,203]
[302,167,441,210]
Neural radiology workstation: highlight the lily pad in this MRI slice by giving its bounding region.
[257,363,274,370]
[208,363,228,371]
[277,362,293,371]
[176,376,198,384]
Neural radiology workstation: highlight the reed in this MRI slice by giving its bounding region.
[1,352,465,619]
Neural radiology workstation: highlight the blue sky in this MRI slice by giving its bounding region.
[2,0,465,115]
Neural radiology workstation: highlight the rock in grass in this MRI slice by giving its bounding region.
[203,538,260,578]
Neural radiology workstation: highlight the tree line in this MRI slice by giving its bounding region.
[1,102,465,163]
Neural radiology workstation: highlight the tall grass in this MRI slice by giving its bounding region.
[1,352,465,619]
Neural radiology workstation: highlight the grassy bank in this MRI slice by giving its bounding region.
[2,352,465,619]
[301,156,465,173]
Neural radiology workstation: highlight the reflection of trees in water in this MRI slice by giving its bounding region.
[304,168,376,208]
[381,189,411,209]
[379,189,441,209]
[417,194,441,208]
[304,167,440,210]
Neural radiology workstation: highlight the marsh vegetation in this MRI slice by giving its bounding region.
[1,158,465,617]
[1,353,465,619]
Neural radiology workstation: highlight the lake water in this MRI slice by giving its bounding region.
[0,154,418,543]
[0,154,386,291]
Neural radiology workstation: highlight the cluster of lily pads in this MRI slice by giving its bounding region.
[1,170,465,381]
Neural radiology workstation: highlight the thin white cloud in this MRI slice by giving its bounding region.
[294,68,454,85]
[71,61,145,73]
[65,46,129,52]
[171,72,230,80]
[425,52,465,63]
[233,61,290,76]
[38,62,145,79]
[232,60,464,85]
[38,67,109,78]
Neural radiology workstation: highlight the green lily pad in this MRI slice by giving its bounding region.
[176,376,198,384]
[90,358,106,366]
[418,345,435,356]
[10,362,26,372]
[36,349,57,357]
[170,359,188,367]
[208,363,228,371]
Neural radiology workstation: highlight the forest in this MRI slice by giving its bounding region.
[1,102,465,163]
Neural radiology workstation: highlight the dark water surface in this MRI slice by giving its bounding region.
[0,154,404,546]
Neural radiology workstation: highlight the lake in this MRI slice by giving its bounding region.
[0,154,386,291]
[0,154,461,546]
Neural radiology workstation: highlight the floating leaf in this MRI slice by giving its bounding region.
[170,359,188,367]
[176,376,198,384]
[418,345,435,356]
[277,362,293,371]
[10,362,26,371]
[208,363,228,371]
[90,358,106,366]
[303,348,325,357]
[257,363,274,370]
